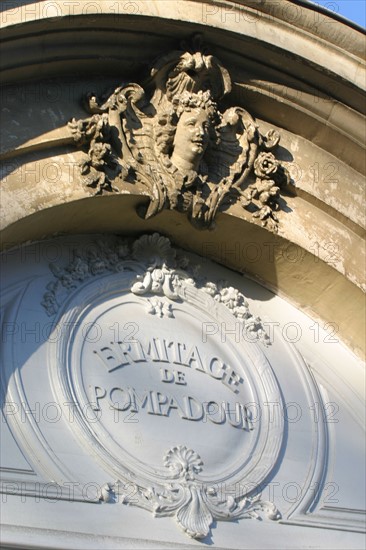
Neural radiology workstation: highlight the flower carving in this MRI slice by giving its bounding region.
[69,36,291,231]
[41,233,269,346]
[70,255,90,280]
[202,280,270,345]
[41,287,59,317]
[254,152,279,179]
[219,286,241,309]
[41,238,129,316]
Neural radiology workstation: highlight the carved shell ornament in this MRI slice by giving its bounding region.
[41,233,269,344]
[100,445,280,540]
[69,35,290,230]
[41,233,280,538]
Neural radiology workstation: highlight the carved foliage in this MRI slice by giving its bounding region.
[40,232,280,537]
[69,36,290,230]
[100,445,280,539]
[41,233,269,344]
[41,239,129,316]
[202,281,270,344]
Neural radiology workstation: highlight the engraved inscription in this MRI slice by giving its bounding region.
[93,385,253,431]
[92,337,244,393]
[90,336,252,431]
[61,269,283,539]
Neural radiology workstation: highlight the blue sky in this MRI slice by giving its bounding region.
[312,1,366,28]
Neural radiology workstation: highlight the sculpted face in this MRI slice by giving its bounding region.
[171,108,211,173]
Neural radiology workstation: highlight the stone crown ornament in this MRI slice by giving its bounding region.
[69,35,290,230]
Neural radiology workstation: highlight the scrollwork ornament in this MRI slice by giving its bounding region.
[100,446,281,539]
[69,35,291,230]
[41,233,269,344]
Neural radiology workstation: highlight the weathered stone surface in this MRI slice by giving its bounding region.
[0,2,365,549]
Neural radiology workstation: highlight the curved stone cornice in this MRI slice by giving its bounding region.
[1,193,364,358]
[1,1,364,84]
[0,2,364,173]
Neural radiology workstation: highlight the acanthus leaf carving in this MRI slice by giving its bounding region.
[69,35,291,230]
[99,445,281,539]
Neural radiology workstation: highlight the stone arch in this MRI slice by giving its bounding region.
[0,2,365,547]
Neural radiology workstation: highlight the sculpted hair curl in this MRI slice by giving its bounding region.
[154,90,221,164]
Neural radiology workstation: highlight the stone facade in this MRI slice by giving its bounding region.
[0,1,365,548]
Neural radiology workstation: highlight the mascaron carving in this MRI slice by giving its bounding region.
[100,445,280,539]
[69,35,290,231]
[41,233,269,344]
